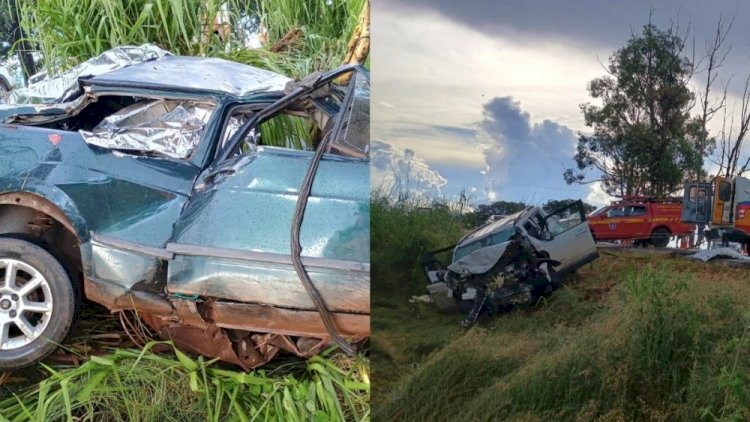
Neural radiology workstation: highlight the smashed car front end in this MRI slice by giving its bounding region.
[424,210,561,327]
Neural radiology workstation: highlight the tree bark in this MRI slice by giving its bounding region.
[339,0,369,84]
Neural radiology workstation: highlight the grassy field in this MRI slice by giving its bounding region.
[372,200,750,421]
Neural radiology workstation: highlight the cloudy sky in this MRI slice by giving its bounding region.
[371,0,750,206]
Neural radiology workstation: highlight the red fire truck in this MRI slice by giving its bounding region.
[588,196,695,247]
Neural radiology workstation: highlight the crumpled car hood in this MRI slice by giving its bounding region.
[448,242,509,275]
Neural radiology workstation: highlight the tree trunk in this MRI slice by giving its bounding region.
[339,0,369,84]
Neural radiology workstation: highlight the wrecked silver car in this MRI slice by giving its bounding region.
[0,45,369,370]
[424,201,598,327]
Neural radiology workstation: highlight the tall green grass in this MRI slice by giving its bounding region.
[371,194,468,298]
[17,0,229,72]
[0,342,369,421]
[16,0,366,80]
[372,194,750,420]
[222,0,365,78]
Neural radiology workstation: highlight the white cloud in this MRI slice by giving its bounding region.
[585,181,614,207]
[371,141,448,198]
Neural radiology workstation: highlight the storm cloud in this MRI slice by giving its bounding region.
[478,97,584,202]
[378,0,750,48]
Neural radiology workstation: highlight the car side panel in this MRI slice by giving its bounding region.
[167,147,370,313]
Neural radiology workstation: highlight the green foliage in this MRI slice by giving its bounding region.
[566,23,702,197]
[466,200,527,227]
[0,2,14,46]
[0,342,370,421]
[371,194,466,298]
[542,198,596,215]
[218,0,366,79]
[259,114,314,150]
[16,0,364,79]
[17,0,228,73]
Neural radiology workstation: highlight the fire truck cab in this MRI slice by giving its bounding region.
[588,196,694,247]
[682,176,750,252]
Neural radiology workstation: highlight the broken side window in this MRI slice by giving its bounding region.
[524,220,542,239]
[80,99,215,159]
[544,201,587,236]
[220,108,314,156]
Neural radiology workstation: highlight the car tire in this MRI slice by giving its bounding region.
[651,228,671,248]
[0,238,74,369]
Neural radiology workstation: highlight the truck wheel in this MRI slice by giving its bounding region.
[0,238,74,369]
[651,228,671,248]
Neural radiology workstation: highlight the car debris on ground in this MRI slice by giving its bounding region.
[687,247,750,264]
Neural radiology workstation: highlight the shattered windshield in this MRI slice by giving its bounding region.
[453,227,515,262]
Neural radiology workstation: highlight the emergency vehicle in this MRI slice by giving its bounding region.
[682,176,750,253]
[588,197,694,247]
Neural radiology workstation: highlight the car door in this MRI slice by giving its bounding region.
[621,204,650,239]
[682,183,714,224]
[164,67,370,321]
[529,201,597,270]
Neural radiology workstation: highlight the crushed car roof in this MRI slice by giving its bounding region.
[88,55,291,96]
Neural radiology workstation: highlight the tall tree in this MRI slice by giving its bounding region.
[564,22,698,197]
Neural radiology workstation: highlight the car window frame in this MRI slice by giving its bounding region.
[214,65,368,166]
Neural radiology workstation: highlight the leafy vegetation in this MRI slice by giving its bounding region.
[371,194,466,299]
[565,22,701,197]
[14,0,366,80]
[0,342,369,421]
[223,0,366,78]
[373,198,750,421]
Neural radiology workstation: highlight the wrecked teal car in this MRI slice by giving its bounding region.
[0,46,370,369]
